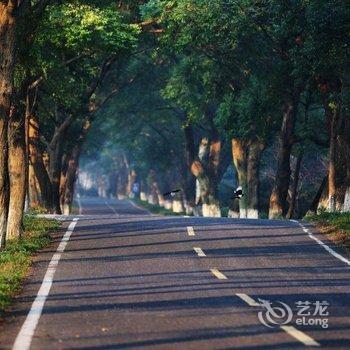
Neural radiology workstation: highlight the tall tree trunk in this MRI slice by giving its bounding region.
[191,138,221,217]
[28,163,40,207]
[140,178,148,201]
[340,116,350,212]
[232,138,248,218]
[117,158,128,199]
[0,4,17,246]
[327,105,337,212]
[126,169,136,197]
[204,112,222,217]
[183,113,221,217]
[269,96,299,219]
[307,175,328,215]
[7,106,26,239]
[62,145,80,215]
[194,137,209,205]
[343,187,350,212]
[48,135,64,214]
[228,164,240,218]
[247,141,265,219]
[181,160,196,214]
[183,124,196,212]
[286,152,303,219]
[26,82,39,208]
[334,126,350,211]
[59,153,69,211]
[204,137,221,217]
[28,114,53,211]
[147,169,159,205]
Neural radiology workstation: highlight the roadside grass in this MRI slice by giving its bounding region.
[133,198,186,216]
[0,216,60,316]
[27,205,49,215]
[305,211,350,251]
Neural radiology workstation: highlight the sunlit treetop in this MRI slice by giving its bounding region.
[32,1,140,72]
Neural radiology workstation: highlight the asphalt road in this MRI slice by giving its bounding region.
[0,197,349,349]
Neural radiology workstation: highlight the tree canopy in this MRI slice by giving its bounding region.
[0,0,349,245]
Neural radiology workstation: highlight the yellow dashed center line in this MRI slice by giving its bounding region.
[210,269,228,280]
[193,247,206,257]
[187,226,195,236]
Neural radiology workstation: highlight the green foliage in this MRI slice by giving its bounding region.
[217,76,280,142]
[81,0,350,216]
[27,1,140,139]
[0,217,60,315]
[83,47,185,181]
[38,2,139,59]
[140,0,164,19]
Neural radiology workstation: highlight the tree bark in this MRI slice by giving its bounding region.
[7,105,26,239]
[328,113,337,212]
[204,112,222,217]
[343,187,350,212]
[183,123,196,211]
[232,138,248,218]
[183,111,221,217]
[191,137,221,217]
[46,114,73,213]
[228,164,240,218]
[48,130,65,214]
[247,141,265,219]
[0,3,17,246]
[127,169,137,197]
[117,158,128,199]
[28,113,53,211]
[269,96,299,219]
[326,101,339,212]
[62,145,80,215]
[339,115,350,212]
[59,152,68,211]
[147,169,159,205]
[286,152,303,219]
[140,178,148,201]
[28,162,40,207]
[307,175,328,215]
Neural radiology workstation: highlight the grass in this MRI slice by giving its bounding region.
[134,198,186,216]
[305,211,350,251]
[27,205,49,215]
[0,216,60,316]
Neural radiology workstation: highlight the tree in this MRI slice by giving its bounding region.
[0,0,56,244]
[0,0,140,245]
[26,1,139,214]
[0,1,17,245]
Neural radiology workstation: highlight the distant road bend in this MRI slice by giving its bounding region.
[1,197,349,349]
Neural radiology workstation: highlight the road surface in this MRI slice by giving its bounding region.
[0,197,349,349]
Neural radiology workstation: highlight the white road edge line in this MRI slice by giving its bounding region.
[236,293,320,347]
[291,219,350,266]
[236,293,260,306]
[128,200,152,215]
[210,269,227,280]
[187,226,195,236]
[281,325,320,347]
[193,247,206,257]
[12,218,79,350]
